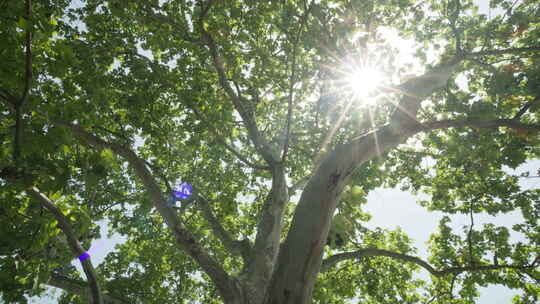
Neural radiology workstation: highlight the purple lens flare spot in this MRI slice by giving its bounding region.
[172,183,192,200]
[78,252,90,262]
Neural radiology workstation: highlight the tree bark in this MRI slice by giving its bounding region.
[28,188,104,304]
[263,60,459,304]
[47,274,127,304]
[264,126,417,304]
[66,124,241,302]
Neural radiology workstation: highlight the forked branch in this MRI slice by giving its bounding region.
[195,192,252,261]
[65,123,238,301]
[321,248,538,277]
[189,103,270,170]
[28,187,103,304]
[196,3,280,166]
[47,274,127,304]
[282,2,315,162]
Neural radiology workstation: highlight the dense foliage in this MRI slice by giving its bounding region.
[1,0,539,303]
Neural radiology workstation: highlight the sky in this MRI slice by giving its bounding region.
[23,0,539,303]
[363,160,539,304]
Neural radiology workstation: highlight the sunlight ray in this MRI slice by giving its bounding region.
[367,106,381,157]
[312,98,355,172]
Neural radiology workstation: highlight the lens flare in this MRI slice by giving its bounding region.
[345,66,384,100]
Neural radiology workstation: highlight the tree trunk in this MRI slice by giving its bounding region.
[263,126,415,304]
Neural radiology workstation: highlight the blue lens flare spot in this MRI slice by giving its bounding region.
[79,252,90,262]
[172,183,193,200]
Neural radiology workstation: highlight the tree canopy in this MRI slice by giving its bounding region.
[1,0,539,303]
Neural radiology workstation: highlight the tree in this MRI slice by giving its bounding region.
[1,0,539,303]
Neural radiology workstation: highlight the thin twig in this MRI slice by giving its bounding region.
[321,247,538,277]
[91,125,132,143]
[447,0,462,55]
[13,0,33,160]
[467,200,475,265]
[19,0,33,109]
[466,46,540,58]
[282,1,315,162]
[421,118,540,133]
[188,103,270,170]
[195,192,251,260]
[500,0,521,23]
[512,97,538,120]
[469,58,498,74]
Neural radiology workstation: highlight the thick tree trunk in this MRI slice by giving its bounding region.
[263,126,416,304]
[260,61,458,303]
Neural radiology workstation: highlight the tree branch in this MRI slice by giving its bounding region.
[384,46,540,135]
[64,123,239,301]
[468,57,498,74]
[47,274,128,304]
[447,0,462,55]
[421,118,540,132]
[321,247,538,277]
[13,107,23,159]
[512,96,539,120]
[197,9,280,166]
[188,103,270,170]
[387,61,459,133]
[321,248,436,273]
[467,201,475,265]
[466,46,540,58]
[220,138,271,170]
[19,0,33,109]
[91,125,133,144]
[247,165,289,301]
[266,124,417,303]
[13,0,34,160]
[27,187,104,304]
[282,1,314,162]
[288,173,312,194]
[131,44,270,171]
[196,9,290,300]
[195,192,251,261]
[267,54,469,298]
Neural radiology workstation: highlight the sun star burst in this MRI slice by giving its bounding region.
[345,65,384,101]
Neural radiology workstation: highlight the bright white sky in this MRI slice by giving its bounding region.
[27,1,537,303]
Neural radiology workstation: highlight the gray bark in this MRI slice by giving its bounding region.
[263,126,416,304]
[262,61,458,304]
[28,188,104,304]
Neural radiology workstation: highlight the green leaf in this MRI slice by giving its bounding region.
[1,1,538,303]
[100,148,115,163]
[49,191,62,202]
[351,185,365,200]
[62,145,71,154]
[17,17,27,30]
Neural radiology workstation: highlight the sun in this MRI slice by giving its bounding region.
[345,65,384,100]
